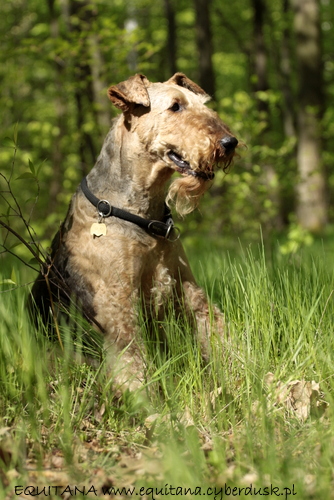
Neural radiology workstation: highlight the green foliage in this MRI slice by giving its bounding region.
[279,220,314,255]
[1,0,334,243]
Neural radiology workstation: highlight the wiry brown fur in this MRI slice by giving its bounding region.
[166,175,210,215]
[30,73,238,396]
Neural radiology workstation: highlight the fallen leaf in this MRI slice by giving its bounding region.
[179,406,195,427]
[241,471,259,484]
[264,373,328,422]
[0,439,13,466]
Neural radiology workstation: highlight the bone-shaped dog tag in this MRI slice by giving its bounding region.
[90,222,106,237]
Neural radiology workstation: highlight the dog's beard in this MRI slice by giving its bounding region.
[165,147,236,216]
[166,175,211,216]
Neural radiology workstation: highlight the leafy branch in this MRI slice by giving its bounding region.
[0,135,65,347]
[0,129,47,265]
[0,137,104,351]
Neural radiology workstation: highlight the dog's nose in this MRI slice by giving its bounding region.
[220,135,238,153]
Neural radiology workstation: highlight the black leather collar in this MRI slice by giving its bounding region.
[81,177,180,241]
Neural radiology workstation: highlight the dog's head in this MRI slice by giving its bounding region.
[108,73,238,216]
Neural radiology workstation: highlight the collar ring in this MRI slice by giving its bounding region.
[97,200,112,217]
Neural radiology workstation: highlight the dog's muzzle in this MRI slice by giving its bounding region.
[220,135,238,153]
[167,151,215,180]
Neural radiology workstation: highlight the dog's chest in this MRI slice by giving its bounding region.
[137,242,178,306]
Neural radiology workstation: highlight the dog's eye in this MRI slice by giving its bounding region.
[170,102,182,112]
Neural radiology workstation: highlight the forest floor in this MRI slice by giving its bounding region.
[1,235,334,499]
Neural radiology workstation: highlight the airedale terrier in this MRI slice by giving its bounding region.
[30,73,238,393]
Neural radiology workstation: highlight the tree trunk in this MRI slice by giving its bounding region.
[69,0,98,176]
[164,0,177,76]
[89,34,111,134]
[280,0,296,138]
[251,0,283,230]
[291,0,327,232]
[193,0,215,97]
[47,0,66,215]
[251,0,269,114]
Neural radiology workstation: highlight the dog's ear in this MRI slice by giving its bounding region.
[108,74,150,113]
[167,73,210,99]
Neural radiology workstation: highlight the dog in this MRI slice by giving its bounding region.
[30,73,238,394]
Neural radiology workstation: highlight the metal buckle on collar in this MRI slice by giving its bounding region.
[148,219,180,241]
[167,225,181,242]
[97,200,112,217]
[164,217,181,241]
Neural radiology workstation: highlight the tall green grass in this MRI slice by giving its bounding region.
[1,242,334,499]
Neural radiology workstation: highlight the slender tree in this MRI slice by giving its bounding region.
[251,0,283,229]
[193,0,215,96]
[280,0,296,138]
[69,0,99,176]
[251,0,269,113]
[47,0,67,214]
[89,34,111,134]
[291,0,327,232]
[164,0,177,76]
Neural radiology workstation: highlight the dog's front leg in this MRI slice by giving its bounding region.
[92,289,147,395]
[171,242,225,362]
[182,280,225,362]
[107,342,147,396]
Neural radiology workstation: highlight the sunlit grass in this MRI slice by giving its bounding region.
[1,241,334,498]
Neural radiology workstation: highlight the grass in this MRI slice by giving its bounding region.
[1,239,334,499]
